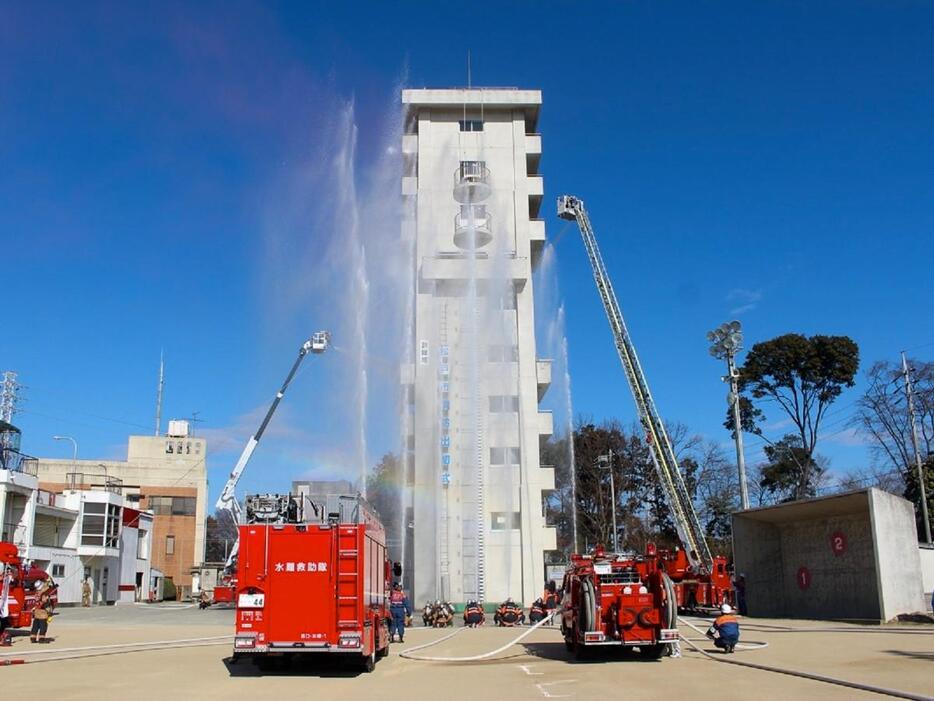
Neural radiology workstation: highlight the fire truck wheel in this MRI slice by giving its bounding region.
[639,644,665,660]
[360,650,376,673]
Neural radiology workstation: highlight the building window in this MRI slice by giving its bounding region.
[138,530,150,560]
[489,396,520,413]
[148,496,196,516]
[51,564,65,577]
[458,119,483,132]
[165,535,175,556]
[487,345,519,363]
[489,447,521,465]
[165,442,173,454]
[491,512,521,530]
[80,502,120,547]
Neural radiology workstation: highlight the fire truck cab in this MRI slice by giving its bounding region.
[232,494,393,672]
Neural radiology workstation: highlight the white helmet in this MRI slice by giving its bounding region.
[721,603,733,614]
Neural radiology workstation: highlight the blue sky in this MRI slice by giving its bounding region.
[3,2,933,504]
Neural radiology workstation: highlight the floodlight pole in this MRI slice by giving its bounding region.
[708,322,749,510]
[726,349,750,510]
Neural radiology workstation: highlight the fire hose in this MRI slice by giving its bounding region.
[399,610,559,662]
[0,635,232,665]
[677,617,931,701]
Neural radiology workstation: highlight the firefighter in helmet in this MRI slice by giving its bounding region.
[494,598,524,627]
[528,597,547,624]
[707,603,740,653]
[389,582,411,643]
[433,599,453,627]
[463,599,484,627]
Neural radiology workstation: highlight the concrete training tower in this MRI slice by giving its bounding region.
[402,88,555,606]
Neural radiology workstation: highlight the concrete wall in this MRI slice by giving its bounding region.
[733,489,925,621]
[869,489,925,620]
[919,545,934,602]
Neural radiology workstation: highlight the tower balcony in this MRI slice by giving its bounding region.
[453,206,493,250]
[536,359,552,400]
[453,161,491,203]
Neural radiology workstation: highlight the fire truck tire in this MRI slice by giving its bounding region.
[360,650,376,673]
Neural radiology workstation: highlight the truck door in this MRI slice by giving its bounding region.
[266,529,335,646]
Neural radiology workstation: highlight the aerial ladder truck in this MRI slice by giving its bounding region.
[210,332,330,605]
[558,196,732,610]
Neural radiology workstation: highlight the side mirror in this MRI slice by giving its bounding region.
[392,562,402,578]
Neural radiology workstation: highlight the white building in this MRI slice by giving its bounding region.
[0,462,154,604]
[402,88,556,606]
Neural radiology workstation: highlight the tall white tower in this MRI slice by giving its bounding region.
[402,88,556,605]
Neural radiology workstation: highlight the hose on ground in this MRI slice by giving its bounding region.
[0,635,233,665]
[678,617,929,701]
[399,610,558,662]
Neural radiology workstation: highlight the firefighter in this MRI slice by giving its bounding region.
[495,598,523,627]
[463,599,484,627]
[542,580,558,624]
[433,600,453,628]
[389,583,411,643]
[198,589,211,610]
[707,603,740,654]
[528,597,547,624]
[0,565,11,646]
[422,601,434,627]
[81,578,92,607]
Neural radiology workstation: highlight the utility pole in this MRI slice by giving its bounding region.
[902,352,931,544]
[708,321,749,510]
[597,450,618,552]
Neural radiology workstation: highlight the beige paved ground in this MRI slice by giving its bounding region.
[1,605,931,701]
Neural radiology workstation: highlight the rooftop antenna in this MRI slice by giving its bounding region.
[154,350,164,436]
[189,410,204,437]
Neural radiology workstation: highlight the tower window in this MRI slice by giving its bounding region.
[459,120,483,132]
[491,512,521,530]
[489,396,520,413]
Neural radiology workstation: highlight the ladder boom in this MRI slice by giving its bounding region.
[557,196,713,574]
[214,331,331,570]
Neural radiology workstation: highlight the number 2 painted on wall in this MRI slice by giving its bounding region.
[830,531,847,556]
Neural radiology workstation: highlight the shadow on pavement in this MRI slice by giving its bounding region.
[224,655,364,678]
[522,641,660,664]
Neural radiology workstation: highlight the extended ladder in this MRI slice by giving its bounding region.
[557,195,713,574]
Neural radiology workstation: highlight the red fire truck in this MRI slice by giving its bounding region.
[657,548,733,610]
[1,541,54,632]
[560,544,679,660]
[232,494,394,672]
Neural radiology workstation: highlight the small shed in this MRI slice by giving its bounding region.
[732,488,925,621]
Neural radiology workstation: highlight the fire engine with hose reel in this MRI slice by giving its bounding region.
[557,195,733,611]
[560,543,679,659]
[211,331,330,605]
